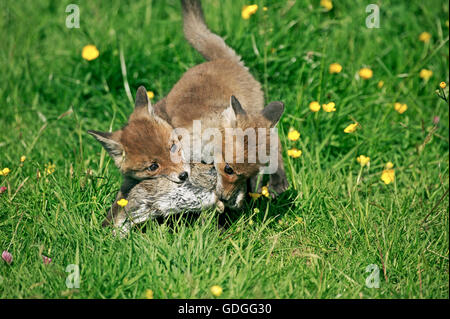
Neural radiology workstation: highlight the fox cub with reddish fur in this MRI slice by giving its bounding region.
[88,86,190,184]
[154,0,289,202]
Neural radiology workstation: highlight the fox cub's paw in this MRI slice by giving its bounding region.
[268,171,289,198]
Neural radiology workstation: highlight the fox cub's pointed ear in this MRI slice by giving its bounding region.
[221,95,246,128]
[87,130,124,165]
[230,95,247,116]
[133,86,154,117]
[262,101,284,127]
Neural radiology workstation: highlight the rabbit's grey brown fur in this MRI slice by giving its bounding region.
[106,163,228,235]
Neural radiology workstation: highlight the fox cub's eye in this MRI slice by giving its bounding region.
[170,143,177,153]
[148,163,159,171]
[224,164,234,175]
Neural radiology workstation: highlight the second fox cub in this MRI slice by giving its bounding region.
[154,0,289,202]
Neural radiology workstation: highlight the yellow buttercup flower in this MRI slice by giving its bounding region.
[287,148,302,158]
[263,7,268,11]
[117,198,128,207]
[322,102,336,112]
[261,186,270,198]
[381,169,395,184]
[356,155,370,167]
[309,101,321,112]
[419,69,433,81]
[344,122,358,133]
[377,80,384,89]
[210,285,223,297]
[440,82,446,89]
[147,91,155,99]
[44,163,56,175]
[0,168,11,176]
[329,63,342,74]
[419,32,431,43]
[145,289,154,299]
[242,4,258,20]
[81,44,99,61]
[359,68,373,80]
[385,162,394,169]
[320,0,333,11]
[287,129,300,141]
[20,156,26,163]
[248,192,262,200]
[394,102,407,114]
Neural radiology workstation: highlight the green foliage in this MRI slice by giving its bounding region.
[0,0,448,298]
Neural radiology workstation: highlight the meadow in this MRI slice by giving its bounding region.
[0,0,448,298]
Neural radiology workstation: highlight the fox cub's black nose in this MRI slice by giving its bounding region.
[179,171,188,181]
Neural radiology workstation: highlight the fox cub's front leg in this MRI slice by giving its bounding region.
[250,136,289,198]
[269,136,289,196]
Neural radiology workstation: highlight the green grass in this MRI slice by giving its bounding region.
[0,0,448,299]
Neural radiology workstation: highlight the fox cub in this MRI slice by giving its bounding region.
[88,86,190,184]
[154,0,289,203]
[107,163,224,235]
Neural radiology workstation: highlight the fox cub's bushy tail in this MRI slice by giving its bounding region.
[181,0,242,65]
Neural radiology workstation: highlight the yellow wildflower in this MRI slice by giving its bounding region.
[20,156,26,163]
[287,129,300,141]
[385,162,394,169]
[344,122,358,133]
[377,80,384,89]
[117,198,128,207]
[81,45,99,61]
[261,186,270,198]
[253,208,260,214]
[359,68,373,80]
[418,32,431,43]
[44,163,56,175]
[381,169,395,184]
[145,289,154,299]
[309,101,321,112]
[329,63,342,74]
[242,4,258,19]
[0,168,11,176]
[295,216,304,224]
[320,0,333,11]
[419,69,433,81]
[248,219,254,225]
[394,102,407,114]
[287,148,302,158]
[322,102,336,112]
[147,91,155,99]
[210,285,223,297]
[356,155,370,167]
[440,82,446,89]
[248,192,262,200]
[263,7,268,11]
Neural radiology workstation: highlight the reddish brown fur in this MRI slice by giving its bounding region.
[152,0,289,200]
[89,87,188,184]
